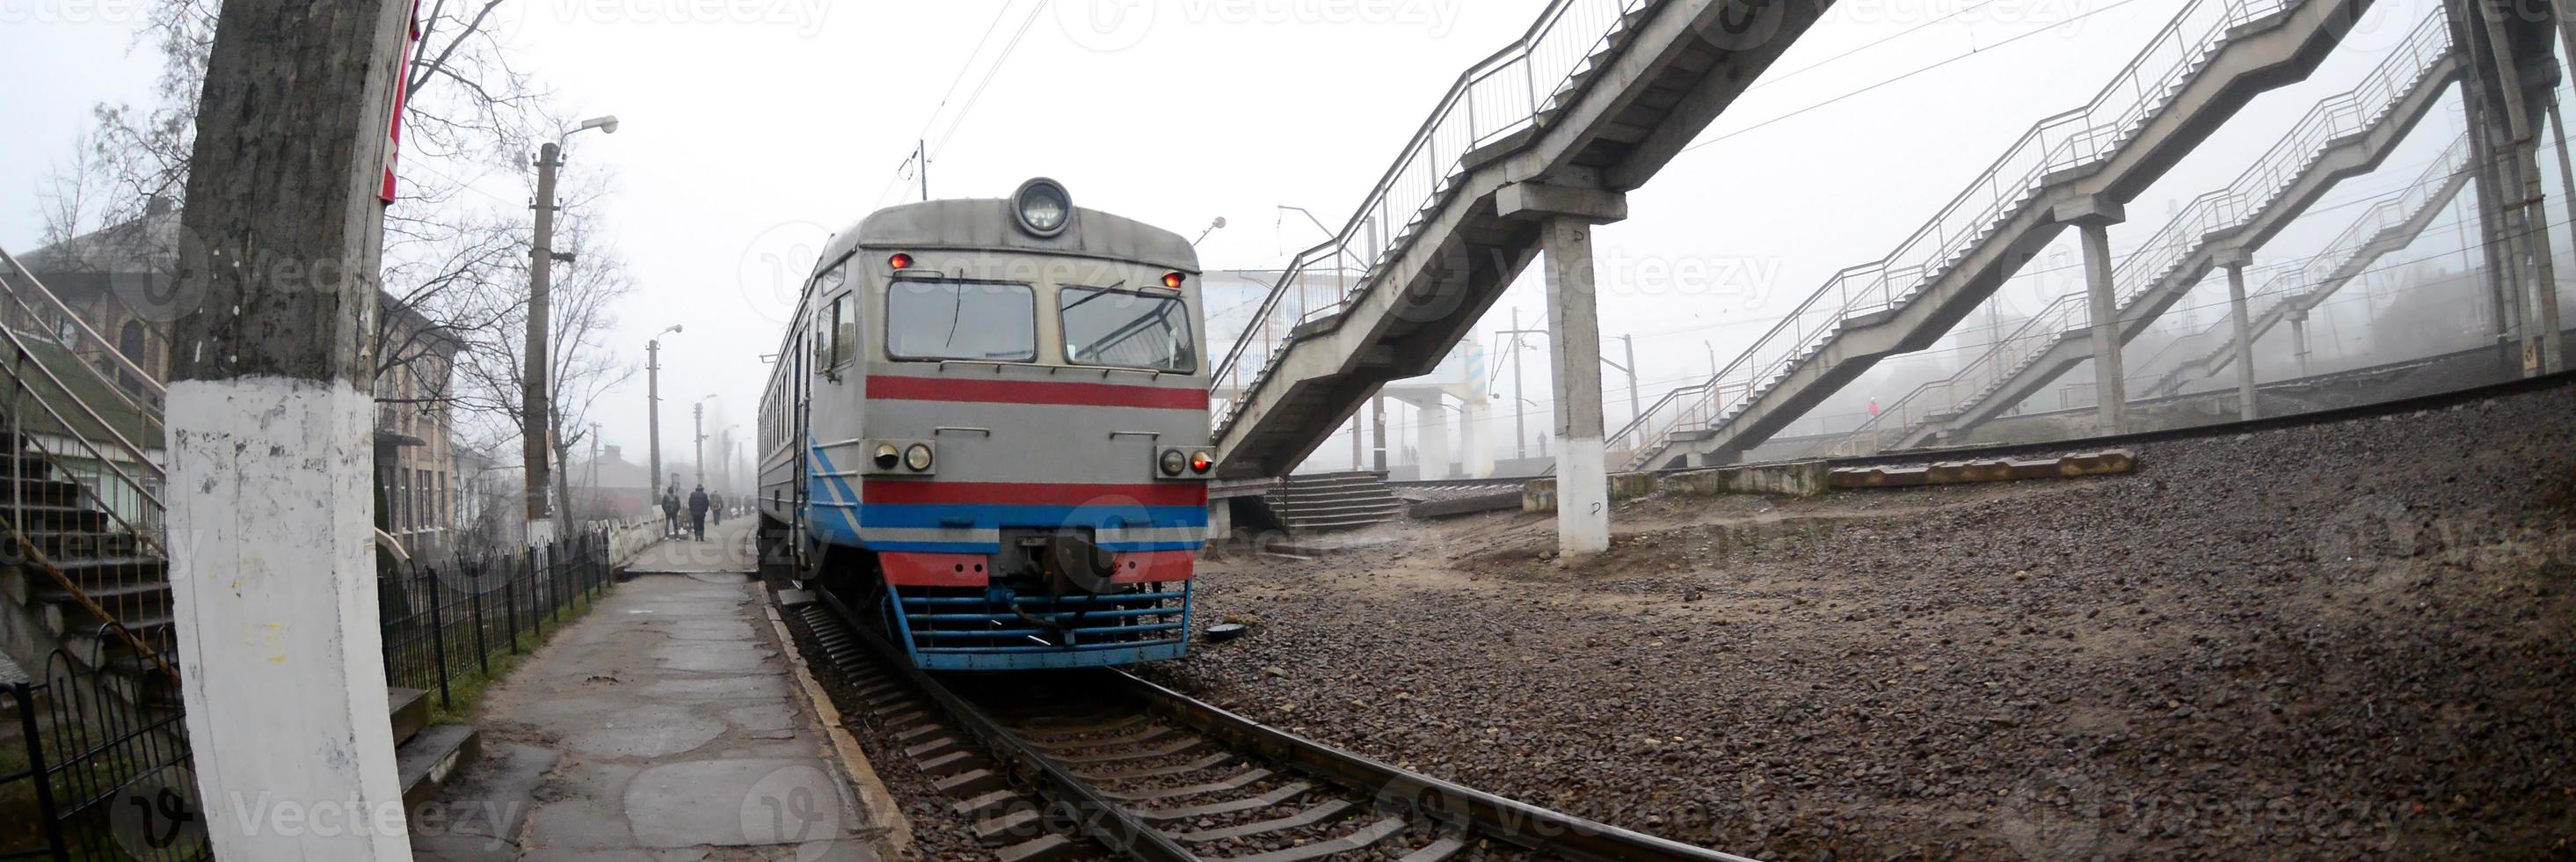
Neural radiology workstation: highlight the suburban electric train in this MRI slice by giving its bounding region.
[756,179,1213,671]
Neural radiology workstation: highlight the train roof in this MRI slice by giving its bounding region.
[819,198,1200,276]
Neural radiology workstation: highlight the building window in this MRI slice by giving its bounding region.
[117,321,145,364]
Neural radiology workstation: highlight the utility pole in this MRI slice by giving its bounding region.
[694,397,713,486]
[521,116,616,544]
[918,139,930,201]
[1511,309,1526,459]
[166,1,414,856]
[1623,334,1641,427]
[648,325,680,499]
[1495,310,1552,462]
[525,141,560,544]
[588,424,600,519]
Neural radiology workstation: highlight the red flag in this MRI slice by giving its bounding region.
[382,2,421,204]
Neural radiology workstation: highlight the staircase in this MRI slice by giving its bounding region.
[0,245,479,814]
[1210,0,1836,477]
[1607,0,2393,470]
[2136,138,2475,398]
[1824,26,2462,456]
[1265,472,1408,533]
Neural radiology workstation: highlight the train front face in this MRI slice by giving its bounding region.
[812,182,1213,671]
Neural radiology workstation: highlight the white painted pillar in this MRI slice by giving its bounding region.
[1540,217,1610,557]
[2289,309,2312,377]
[167,1,416,858]
[1461,397,1495,478]
[2065,198,2128,433]
[2218,247,2259,421]
[1206,498,1232,544]
[1417,398,1453,480]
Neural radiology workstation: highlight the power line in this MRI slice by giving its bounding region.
[928,1,1051,161]
[1677,0,2151,156]
[871,1,1037,208]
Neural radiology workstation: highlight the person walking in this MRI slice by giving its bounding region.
[661,486,682,537]
[709,492,724,527]
[688,485,711,542]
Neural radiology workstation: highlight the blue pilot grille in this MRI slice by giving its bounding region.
[887,584,1193,671]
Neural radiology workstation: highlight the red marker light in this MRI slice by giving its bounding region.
[1190,452,1214,473]
[889,252,914,270]
[1161,272,1187,289]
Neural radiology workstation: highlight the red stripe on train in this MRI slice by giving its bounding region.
[867,375,1207,410]
[862,482,1209,507]
[880,551,1196,587]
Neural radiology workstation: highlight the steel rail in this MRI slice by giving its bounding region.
[819,587,1765,861]
[1108,668,1763,862]
[824,589,1199,862]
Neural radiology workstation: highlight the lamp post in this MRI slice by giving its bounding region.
[523,113,619,545]
[694,394,717,487]
[647,323,681,498]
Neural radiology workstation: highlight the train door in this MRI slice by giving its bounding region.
[790,318,812,578]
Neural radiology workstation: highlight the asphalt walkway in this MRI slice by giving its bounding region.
[412,516,883,861]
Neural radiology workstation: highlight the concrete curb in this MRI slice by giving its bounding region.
[762,597,913,858]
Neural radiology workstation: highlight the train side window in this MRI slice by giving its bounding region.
[829,292,855,368]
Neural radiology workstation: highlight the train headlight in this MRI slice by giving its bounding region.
[1159,449,1188,477]
[1190,451,1214,474]
[1012,178,1073,237]
[904,443,935,472]
[872,443,900,470]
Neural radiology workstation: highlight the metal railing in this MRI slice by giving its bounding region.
[1605,0,2309,469]
[2137,134,2474,397]
[0,249,177,676]
[1818,14,2452,457]
[379,530,615,712]
[2,648,200,861]
[1209,0,1656,435]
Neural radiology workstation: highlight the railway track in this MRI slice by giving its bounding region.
[789,588,1758,862]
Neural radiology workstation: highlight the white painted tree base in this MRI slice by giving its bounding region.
[1554,435,1611,557]
[167,377,411,860]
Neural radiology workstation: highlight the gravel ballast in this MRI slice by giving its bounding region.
[1149,384,2576,860]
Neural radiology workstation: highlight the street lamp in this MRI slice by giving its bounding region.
[647,323,681,498]
[693,394,717,487]
[523,113,621,544]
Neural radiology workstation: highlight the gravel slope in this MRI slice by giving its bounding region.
[1147,384,2576,860]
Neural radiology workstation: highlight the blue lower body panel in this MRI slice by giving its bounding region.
[884,584,1194,671]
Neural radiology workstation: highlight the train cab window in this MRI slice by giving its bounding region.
[886,279,1037,362]
[826,293,856,368]
[1059,286,1196,373]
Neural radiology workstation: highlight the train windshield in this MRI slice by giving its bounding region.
[1060,286,1196,373]
[887,279,1038,362]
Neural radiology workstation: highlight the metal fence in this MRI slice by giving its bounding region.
[0,650,199,862]
[0,529,619,860]
[381,528,616,712]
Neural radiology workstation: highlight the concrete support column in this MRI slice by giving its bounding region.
[2060,196,2128,434]
[169,1,417,858]
[1206,499,1233,544]
[1540,217,1610,557]
[1416,398,1453,480]
[1370,395,1388,472]
[2217,247,2259,421]
[2289,309,2313,378]
[1498,179,1626,559]
[1461,397,1495,478]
